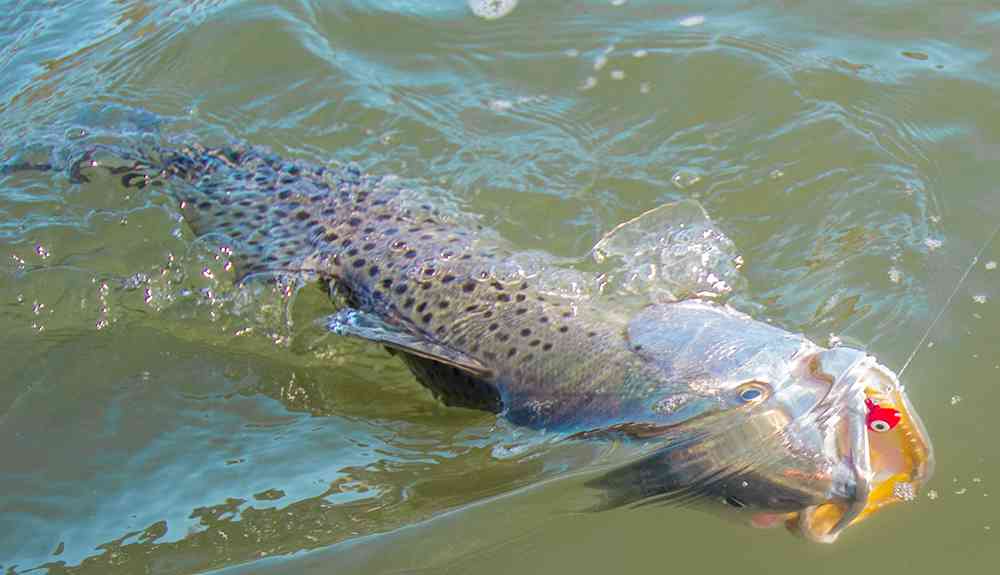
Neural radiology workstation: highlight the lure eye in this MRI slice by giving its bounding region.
[869,419,893,433]
[736,381,769,404]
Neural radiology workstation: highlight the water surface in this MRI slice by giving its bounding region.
[2,1,999,573]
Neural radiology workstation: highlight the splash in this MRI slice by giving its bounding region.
[468,0,518,20]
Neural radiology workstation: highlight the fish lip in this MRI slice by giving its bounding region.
[796,355,934,542]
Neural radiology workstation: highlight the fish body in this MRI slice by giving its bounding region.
[54,140,933,541]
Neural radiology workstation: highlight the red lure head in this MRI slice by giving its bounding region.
[865,398,901,433]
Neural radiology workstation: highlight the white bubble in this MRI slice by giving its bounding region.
[468,0,517,20]
[925,237,943,251]
[951,395,962,405]
[632,49,648,58]
[579,76,598,91]
[888,267,902,284]
[565,48,580,57]
[488,99,513,112]
[593,55,608,71]
[610,69,626,80]
[985,260,997,270]
[611,0,627,6]
[639,81,651,94]
[679,15,705,27]
[926,489,938,500]
[973,294,988,304]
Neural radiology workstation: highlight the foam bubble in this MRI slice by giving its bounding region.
[468,0,517,20]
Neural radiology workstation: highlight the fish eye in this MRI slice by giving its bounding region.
[868,419,892,433]
[736,381,769,404]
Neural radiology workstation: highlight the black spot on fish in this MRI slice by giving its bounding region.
[423,267,436,277]
[404,297,415,309]
[587,331,597,338]
[462,281,476,293]
[381,278,393,289]
[529,340,540,347]
[384,228,398,236]
[369,266,379,277]
[420,282,432,290]
[542,343,553,351]
[497,294,511,303]
[404,250,417,258]
[498,333,510,342]
[422,313,433,324]
[539,317,549,324]
[363,242,376,251]
[562,311,572,318]
[515,308,527,315]
[488,323,499,331]
[417,302,428,313]
[394,284,407,295]
[507,348,517,358]
[278,190,291,199]
[438,301,449,309]
[483,311,493,319]
[324,232,339,242]
[515,294,526,302]
[197,201,212,210]
[520,328,532,337]
[441,274,455,284]
[347,248,359,257]
[559,326,569,333]
[363,226,375,234]
[348,217,362,227]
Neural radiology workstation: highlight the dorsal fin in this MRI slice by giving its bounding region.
[590,200,745,301]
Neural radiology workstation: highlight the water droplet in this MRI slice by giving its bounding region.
[925,237,943,251]
[671,170,702,189]
[632,49,647,58]
[610,69,625,80]
[579,76,598,91]
[679,15,705,27]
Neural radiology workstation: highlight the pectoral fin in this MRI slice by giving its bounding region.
[325,308,492,378]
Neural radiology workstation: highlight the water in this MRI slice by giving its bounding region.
[1,0,998,572]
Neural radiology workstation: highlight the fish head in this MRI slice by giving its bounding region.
[609,300,934,542]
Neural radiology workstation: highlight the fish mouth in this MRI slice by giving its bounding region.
[792,358,935,543]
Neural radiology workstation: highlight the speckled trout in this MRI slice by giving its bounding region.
[25,141,933,542]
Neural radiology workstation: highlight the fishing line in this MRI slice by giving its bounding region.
[899,221,1000,377]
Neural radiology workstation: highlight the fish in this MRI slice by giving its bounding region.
[19,139,933,542]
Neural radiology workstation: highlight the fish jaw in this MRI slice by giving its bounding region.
[792,357,934,542]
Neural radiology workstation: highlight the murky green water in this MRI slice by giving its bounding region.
[2,0,999,573]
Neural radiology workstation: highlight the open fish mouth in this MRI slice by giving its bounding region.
[789,358,934,543]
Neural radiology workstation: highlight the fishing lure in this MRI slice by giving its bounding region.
[865,398,901,433]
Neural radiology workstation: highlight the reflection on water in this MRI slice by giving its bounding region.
[2,1,1000,574]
